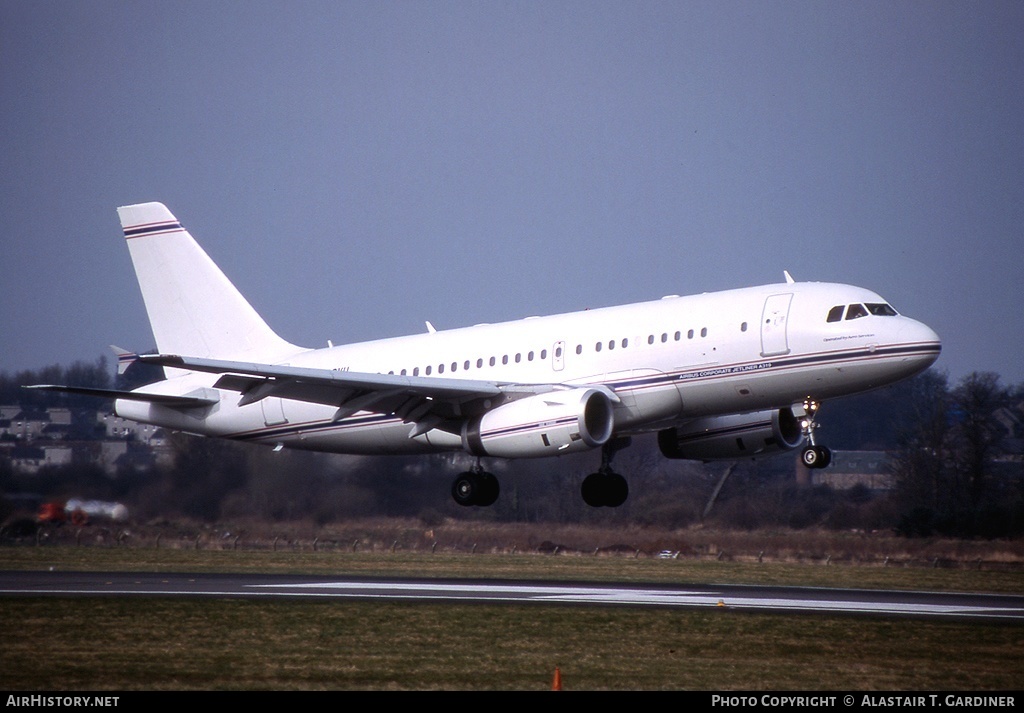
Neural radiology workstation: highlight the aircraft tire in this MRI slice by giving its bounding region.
[581,471,629,507]
[604,472,628,507]
[476,472,499,507]
[581,472,605,507]
[801,446,832,469]
[451,472,479,506]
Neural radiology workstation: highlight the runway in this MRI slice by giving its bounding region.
[2,570,1022,621]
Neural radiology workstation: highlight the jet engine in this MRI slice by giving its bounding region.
[658,408,804,461]
[463,388,615,458]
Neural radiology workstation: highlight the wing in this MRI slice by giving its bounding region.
[137,354,581,437]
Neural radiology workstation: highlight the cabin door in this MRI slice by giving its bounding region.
[760,293,793,357]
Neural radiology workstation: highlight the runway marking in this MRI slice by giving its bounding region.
[247,581,1024,620]
[4,575,1022,621]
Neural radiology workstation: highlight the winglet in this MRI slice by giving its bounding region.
[783,270,795,284]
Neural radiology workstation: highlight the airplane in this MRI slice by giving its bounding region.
[30,202,941,508]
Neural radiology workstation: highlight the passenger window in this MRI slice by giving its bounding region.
[648,335,654,345]
[477,358,483,368]
[701,327,708,337]
[621,338,628,348]
[846,304,868,320]
[827,305,844,323]
[576,344,582,355]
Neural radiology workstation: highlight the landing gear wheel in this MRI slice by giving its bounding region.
[476,471,499,507]
[604,472,628,507]
[801,445,832,469]
[581,472,604,507]
[450,468,500,507]
[581,439,632,507]
[451,472,479,507]
[581,471,629,508]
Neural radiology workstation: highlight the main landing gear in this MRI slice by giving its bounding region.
[581,438,631,508]
[796,399,832,469]
[451,461,499,507]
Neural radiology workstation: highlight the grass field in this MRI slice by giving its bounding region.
[1,542,1022,691]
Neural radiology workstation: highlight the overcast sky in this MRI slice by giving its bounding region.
[2,1,1022,386]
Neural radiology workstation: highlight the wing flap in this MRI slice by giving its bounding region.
[138,354,513,431]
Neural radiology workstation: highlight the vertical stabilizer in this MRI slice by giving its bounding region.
[117,202,299,361]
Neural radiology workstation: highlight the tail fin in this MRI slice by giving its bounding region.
[117,202,300,361]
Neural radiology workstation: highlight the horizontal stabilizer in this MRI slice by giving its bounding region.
[22,385,218,409]
[110,345,139,375]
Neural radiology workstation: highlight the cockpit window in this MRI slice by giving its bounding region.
[829,302,898,323]
[866,302,898,316]
[845,303,868,320]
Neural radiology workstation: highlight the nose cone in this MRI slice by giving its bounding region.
[899,318,942,371]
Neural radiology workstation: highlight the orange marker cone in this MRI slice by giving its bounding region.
[551,667,562,690]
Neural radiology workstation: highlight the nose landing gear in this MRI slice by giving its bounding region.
[796,399,832,469]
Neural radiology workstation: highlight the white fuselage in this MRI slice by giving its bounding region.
[117,280,941,456]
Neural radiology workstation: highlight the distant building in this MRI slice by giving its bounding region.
[0,404,171,476]
[809,450,892,491]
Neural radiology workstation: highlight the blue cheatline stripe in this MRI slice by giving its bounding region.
[606,341,940,391]
[481,416,577,440]
[123,221,183,238]
[221,341,940,446]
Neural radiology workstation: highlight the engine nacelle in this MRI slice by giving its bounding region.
[464,388,615,458]
[658,408,804,461]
